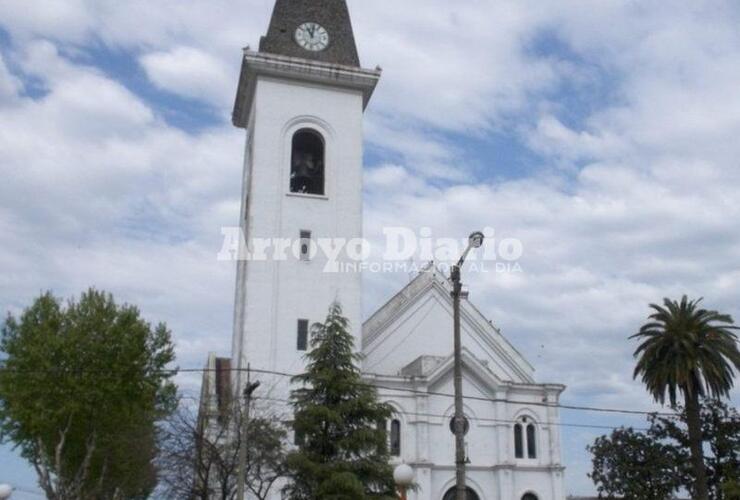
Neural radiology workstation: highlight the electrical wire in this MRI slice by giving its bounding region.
[0,365,676,418]
[242,394,652,432]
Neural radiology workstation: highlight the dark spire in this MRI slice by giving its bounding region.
[258,0,360,67]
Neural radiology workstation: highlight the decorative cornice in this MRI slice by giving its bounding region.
[232,50,381,128]
[423,463,565,472]
[490,463,566,472]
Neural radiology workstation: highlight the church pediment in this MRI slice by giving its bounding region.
[362,267,535,384]
[400,349,507,393]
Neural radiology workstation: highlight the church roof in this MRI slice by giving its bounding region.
[362,265,537,384]
[259,0,360,67]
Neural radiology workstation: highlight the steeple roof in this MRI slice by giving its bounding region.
[258,0,360,67]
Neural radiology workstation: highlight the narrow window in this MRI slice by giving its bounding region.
[290,129,325,195]
[390,419,401,456]
[299,230,312,261]
[527,424,537,459]
[297,319,309,351]
[522,494,538,500]
[294,427,305,446]
[514,423,524,459]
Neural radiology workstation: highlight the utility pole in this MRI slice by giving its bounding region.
[237,365,261,500]
[451,263,466,500]
[451,232,485,500]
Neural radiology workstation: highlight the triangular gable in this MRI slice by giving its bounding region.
[362,266,535,384]
[423,348,506,391]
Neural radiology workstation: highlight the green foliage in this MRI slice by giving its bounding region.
[588,399,740,500]
[631,296,740,406]
[587,426,684,500]
[284,302,395,500]
[0,289,177,498]
[649,399,740,500]
[722,480,740,500]
[631,295,740,500]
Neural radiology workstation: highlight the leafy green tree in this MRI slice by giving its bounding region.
[0,290,177,499]
[284,302,395,500]
[587,426,684,499]
[631,296,740,500]
[588,399,740,500]
[650,399,740,499]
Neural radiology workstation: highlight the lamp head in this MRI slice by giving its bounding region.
[0,484,13,499]
[469,231,485,249]
[393,463,414,486]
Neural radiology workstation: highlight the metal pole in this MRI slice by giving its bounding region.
[450,232,484,500]
[237,365,260,500]
[398,486,407,500]
[451,264,466,500]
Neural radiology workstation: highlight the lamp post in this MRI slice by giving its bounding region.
[393,463,414,500]
[451,231,485,500]
[236,366,261,500]
[0,484,12,499]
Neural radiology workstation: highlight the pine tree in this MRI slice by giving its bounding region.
[284,302,396,500]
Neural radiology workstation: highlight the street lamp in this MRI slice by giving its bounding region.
[0,484,12,499]
[236,376,261,500]
[393,463,414,500]
[451,231,485,500]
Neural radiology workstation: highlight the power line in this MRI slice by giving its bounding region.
[0,365,675,417]
[245,394,651,432]
[232,366,676,417]
[189,366,673,418]
[193,392,650,432]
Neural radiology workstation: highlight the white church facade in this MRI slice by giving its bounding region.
[200,1,567,499]
[363,266,565,500]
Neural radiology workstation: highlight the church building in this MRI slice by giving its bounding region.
[199,1,567,499]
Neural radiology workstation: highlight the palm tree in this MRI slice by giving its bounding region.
[631,296,740,500]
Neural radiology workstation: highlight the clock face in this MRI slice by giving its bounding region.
[294,22,330,52]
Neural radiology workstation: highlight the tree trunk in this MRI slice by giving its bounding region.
[685,389,709,500]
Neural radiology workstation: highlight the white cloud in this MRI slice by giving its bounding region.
[2,0,740,495]
[18,41,155,133]
[353,0,561,131]
[365,164,431,196]
[0,42,243,362]
[140,46,236,107]
[0,0,93,43]
[0,53,21,102]
[529,115,627,161]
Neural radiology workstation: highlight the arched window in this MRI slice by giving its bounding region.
[514,423,524,459]
[290,129,325,195]
[515,416,538,460]
[390,419,401,456]
[522,494,538,500]
[442,487,480,500]
[526,424,537,459]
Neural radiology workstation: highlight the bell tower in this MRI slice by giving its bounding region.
[230,0,380,402]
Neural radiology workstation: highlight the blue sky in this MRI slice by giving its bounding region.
[1,0,740,497]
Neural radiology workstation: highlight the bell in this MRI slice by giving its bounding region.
[291,152,322,194]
